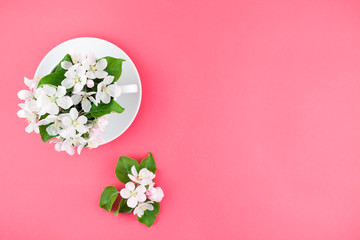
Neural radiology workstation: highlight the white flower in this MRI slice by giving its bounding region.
[120,182,147,208]
[96,76,121,104]
[18,77,40,100]
[69,49,86,64]
[62,66,87,92]
[71,91,97,113]
[60,108,88,138]
[133,202,154,218]
[87,133,103,149]
[83,54,108,79]
[18,98,38,113]
[128,166,155,186]
[38,114,63,136]
[61,134,86,155]
[36,86,72,115]
[146,184,164,202]
[24,77,39,90]
[17,105,39,133]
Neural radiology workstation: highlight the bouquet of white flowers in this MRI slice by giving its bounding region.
[17,50,127,155]
[100,153,164,227]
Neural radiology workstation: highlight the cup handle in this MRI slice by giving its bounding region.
[119,84,138,94]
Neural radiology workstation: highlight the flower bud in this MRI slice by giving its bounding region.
[87,79,94,88]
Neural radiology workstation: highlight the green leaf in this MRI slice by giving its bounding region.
[139,152,157,174]
[38,54,72,87]
[102,57,125,82]
[37,70,66,88]
[115,156,139,183]
[137,202,160,227]
[114,199,133,216]
[89,99,124,118]
[38,114,57,142]
[53,54,72,73]
[99,186,119,212]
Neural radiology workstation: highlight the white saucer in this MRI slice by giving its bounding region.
[34,37,142,145]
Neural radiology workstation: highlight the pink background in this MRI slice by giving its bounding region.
[1,0,360,239]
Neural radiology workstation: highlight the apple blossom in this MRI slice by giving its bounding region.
[36,85,72,115]
[146,185,164,203]
[69,49,86,64]
[17,107,39,133]
[133,202,154,218]
[62,66,87,92]
[71,91,97,113]
[61,134,86,156]
[96,75,121,104]
[83,54,108,79]
[38,114,63,136]
[120,182,147,208]
[128,166,155,186]
[60,108,89,138]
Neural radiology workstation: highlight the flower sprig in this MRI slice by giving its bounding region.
[17,50,126,155]
[99,153,164,227]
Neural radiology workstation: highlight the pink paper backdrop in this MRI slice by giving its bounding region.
[1,0,360,239]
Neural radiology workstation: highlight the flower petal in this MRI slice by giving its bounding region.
[59,126,76,138]
[125,182,135,191]
[136,193,146,202]
[86,71,96,79]
[96,59,107,70]
[69,108,78,120]
[76,66,86,76]
[56,86,66,97]
[47,102,59,115]
[25,122,35,133]
[77,145,84,155]
[81,99,91,112]
[61,61,73,70]
[74,82,84,92]
[145,203,154,211]
[131,165,138,177]
[71,94,82,105]
[89,96,98,106]
[134,207,144,217]
[17,109,26,118]
[18,90,32,100]
[43,85,56,96]
[127,196,138,208]
[37,94,50,108]
[77,115,87,125]
[95,70,108,79]
[103,75,114,85]
[101,92,111,104]
[61,78,75,89]
[62,116,72,127]
[75,124,88,134]
[46,124,58,136]
[24,77,33,88]
[136,185,146,194]
[106,84,121,98]
[57,96,72,109]
[120,189,130,199]
[128,174,138,183]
